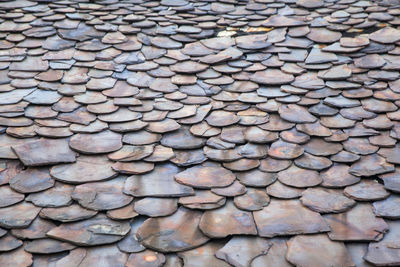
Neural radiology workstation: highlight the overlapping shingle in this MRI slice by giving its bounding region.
[0,0,400,265]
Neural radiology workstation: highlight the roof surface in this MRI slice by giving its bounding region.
[0,0,400,266]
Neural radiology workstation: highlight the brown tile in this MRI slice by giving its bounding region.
[137,207,209,252]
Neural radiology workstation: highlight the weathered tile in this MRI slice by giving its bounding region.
[344,180,390,201]
[126,250,165,267]
[50,155,117,183]
[137,207,209,252]
[175,165,235,188]
[10,167,54,193]
[324,203,389,241]
[0,0,398,262]
[72,177,133,210]
[301,187,355,213]
[0,202,40,228]
[254,199,329,237]
[47,214,130,246]
[12,138,76,166]
[286,234,354,267]
[69,130,122,154]
[124,163,194,197]
[134,197,178,217]
[364,221,400,266]
[199,200,257,238]
[278,164,322,188]
[216,236,272,267]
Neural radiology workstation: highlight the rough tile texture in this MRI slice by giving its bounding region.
[0,0,399,266]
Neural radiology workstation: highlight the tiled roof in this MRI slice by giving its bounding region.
[0,0,400,266]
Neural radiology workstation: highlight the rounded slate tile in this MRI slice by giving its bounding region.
[107,204,138,220]
[151,36,182,49]
[108,145,154,162]
[144,145,175,162]
[294,153,332,171]
[201,37,234,50]
[211,181,246,197]
[215,236,272,267]
[278,104,317,123]
[363,221,400,266]
[281,128,310,144]
[286,234,354,267]
[250,69,294,85]
[137,207,209,252]
[175,165,235,189]
[307,28,342,43]
[373,195,400,219]
[300,187,356,213]
[354,54,386,69]
[11,217,55,240]
[0,202,41,229]
[86,77,116,90]
[320,164,360,188]
[24,239,76,254]
[253,199,329,237]
[123,130,161,145]
[11,138,76,166]
[199,200,257,238]
[40,204,97,222]
[318,65,352,80]
[0,247,32,267]
[77,246,128,267]
[170,149,207,167]
[170,61,208,74]
[340,36,369,47]
[46,214,130,246]
[35,127,73,138]
[50,155,117,184]
[297,0,324,8]
[124,163,193,197]
[70,120,108,134]
[304,138,342,156]
[69,130,122,154]
[343,138,378,155]
[134,197,177,217]
[369,27,400,44]
[147,119,181,133]
[179,190,225,210]
[330,151,360,163]
[268,140,304,159]
[206,110,239,127]
[349,154,394,177]
[223,158,260,171]
[0,186,24,208]
[251,238,292,267]
[236,169,277,187]
[0,233,22,251]
[112,161,155,175]
[25,183,74,208]
[278,164,322,188]
[161,127,206,149]
[259,158,291,173]
[72,177,133,211]
[344,180,390,201]
[234,188,270,211]
[10,167,54,193]
[324,203,389,241]
[117,218,146,253]
[236,34,270,50]
[263,15,307,27]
